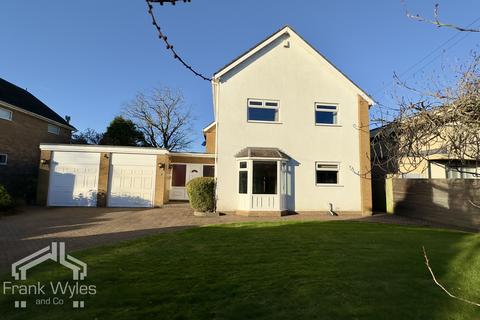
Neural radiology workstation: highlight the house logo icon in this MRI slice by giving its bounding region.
[8,242,88,309]
[12,242,87,281]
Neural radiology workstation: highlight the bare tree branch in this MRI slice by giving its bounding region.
[123,87,195,151]
[403,2,480,33]
[422,246,480,307]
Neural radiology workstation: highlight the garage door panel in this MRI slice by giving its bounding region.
[107,154,156,208]
[48,152,100,207]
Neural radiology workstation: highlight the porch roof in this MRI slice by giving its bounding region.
[234,147,290,159]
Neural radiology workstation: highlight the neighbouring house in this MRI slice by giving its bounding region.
[370,115,480,214]
[370,125,480,180]
[36,26,374,215]
[0,78,75,200]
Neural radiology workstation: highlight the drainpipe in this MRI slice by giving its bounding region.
[329,203,338,216]
[212,78,220,212]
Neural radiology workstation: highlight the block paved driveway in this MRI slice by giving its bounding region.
[0,203,437,274]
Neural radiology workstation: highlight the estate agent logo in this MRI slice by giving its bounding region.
[3,242,96,309]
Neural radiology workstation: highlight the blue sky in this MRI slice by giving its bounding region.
[1,1,479,151]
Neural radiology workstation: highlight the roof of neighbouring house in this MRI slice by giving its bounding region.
[0,78,75,129]
[235,147,290,159]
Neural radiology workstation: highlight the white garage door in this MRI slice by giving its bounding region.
[48,152,100,207]
[108,154,156,207]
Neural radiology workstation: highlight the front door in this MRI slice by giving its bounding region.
[169,164,205,200]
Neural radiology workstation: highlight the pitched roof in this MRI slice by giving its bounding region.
[213,25,373,105]
[235,147,290,159]
[0,78,75,129]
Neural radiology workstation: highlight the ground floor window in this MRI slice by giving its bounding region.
[253,161,277,194]
[203,165,214,177]
[316,162,339,184]
[446,163,479,179]
[239,161,248,194]
[0,153,7,165]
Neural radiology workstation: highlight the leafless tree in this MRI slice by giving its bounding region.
[71,128,103,145]
[123,87,194,151]
[370,53,480,179]
[403,1,480,33]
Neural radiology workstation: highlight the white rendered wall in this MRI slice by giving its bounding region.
[215,33,365,212]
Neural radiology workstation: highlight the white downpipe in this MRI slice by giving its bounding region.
[212,78,220,211]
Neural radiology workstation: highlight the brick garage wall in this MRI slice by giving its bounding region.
[388,178,480,231]
[0,109,71,200]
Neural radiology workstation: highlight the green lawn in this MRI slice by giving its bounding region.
[1,221,480,319]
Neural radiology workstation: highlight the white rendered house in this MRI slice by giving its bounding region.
[209,26,374,215]
[37,26,373,214]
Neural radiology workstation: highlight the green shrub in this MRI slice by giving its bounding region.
[186,177,215,212]
[0,184,14,212]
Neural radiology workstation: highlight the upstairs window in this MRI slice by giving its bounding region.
[247,99,279,122]
[48,124,60,135]
[316,162,339,185]
[0,154,7,165]
[0,107,12,121]
[315,104,338,125]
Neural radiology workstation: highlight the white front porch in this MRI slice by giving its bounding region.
[235,148,289,215]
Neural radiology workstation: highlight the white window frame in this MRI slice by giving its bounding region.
[48,124,60,135]
[315,162,341,186]
[315,103,339,126]
[238,161,249,194]
[0,153,7,165]
[247,99,280,123]
[0,107,13,121]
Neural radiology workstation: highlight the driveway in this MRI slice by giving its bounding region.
[0,203,437,273]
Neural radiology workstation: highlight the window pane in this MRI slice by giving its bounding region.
[253,161,277,194]
[239,171,248,194]
[447,166,479,179]
[248,108,278,122]
[265,102,278,107]
[316,105,337,110]
[48,124,60,134]
[315,111,336,124]
[0,107,12,120]
[203,165,214,177]
[248,100,263,106]
[317,164,338,170]
[239,161,247,169]
[316,170,338,184]
[0,154,7,165]
[172,164,187,187]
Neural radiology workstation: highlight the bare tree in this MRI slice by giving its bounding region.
[123,87,194,151]
[403,1,480,33]
[71,128,103,145]
[370,53,480,179]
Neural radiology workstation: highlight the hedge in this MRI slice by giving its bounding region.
[186,177,215,212]
[0,184,14,212]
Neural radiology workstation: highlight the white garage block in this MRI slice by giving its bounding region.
[48,152,101,207]
[107,154,156,207]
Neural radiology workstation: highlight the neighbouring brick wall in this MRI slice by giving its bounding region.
[387,178,480,231]
[97,153,111,207]
[358,95,372,215]
[36,150,52,206]
[0,107,71,200]
[204,126,216,154]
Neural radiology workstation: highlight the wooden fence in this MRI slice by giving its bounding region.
[377,178,480,231]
